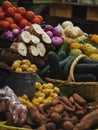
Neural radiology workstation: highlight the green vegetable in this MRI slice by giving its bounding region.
[74,73,96,82]
[58,43,69,54]
[48,51,63,79]
[79,57,98,64]
[57,51,67,61]
[75,63,98,74]
[36,74,45,84]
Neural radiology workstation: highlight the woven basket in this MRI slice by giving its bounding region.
[46,54,98,101]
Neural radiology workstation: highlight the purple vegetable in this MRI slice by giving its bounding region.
[24,26,30,31]
[12,29,20,36]
[6,32,15,40]
[46,31,53,38]
[44,24,54,31]
[52,36,63,46]
[52,27,62,37]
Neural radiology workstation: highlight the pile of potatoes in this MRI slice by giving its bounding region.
[18,82,60,107]
[11,59,38,72]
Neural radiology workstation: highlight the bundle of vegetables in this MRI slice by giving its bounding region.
[40,51,98,82]
[1,86,98,130]
[0,0,43,31]
[61,21,88,44]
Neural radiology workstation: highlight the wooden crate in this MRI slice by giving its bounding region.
[86,6,98,21]
[50,4,72,18]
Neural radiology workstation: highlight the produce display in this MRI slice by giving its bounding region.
[1,1,98,130]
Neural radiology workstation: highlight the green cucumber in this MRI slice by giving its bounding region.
[79,57,98,64]
[57,51,67,61]
[63,55,79,80]
[40,55,73,77]
[74,63,98,74]
[74,73,96,82]
[47,51,63,79]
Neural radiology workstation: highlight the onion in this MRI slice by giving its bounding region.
[6,32,15,40]
[52,36,63,46]
[12,29,20,36]
[46,31,53,38]
[52,27,62,37]
[44,24,54,31]
[24,26,30,31]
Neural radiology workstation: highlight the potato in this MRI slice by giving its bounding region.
[21,59,31,66]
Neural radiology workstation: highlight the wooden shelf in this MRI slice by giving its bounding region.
[49,2,98,21]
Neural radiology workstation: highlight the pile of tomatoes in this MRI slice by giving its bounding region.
[0,0,44,31]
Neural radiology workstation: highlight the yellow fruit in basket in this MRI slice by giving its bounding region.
[82,44,98,56]
[15,67,23,72]
[50,93,58,98]
[69,49,82,56]
[89,54,98,60]
[70,42,83,50]
[42,88,53,96]
[21,59,31,66]
[37,97,44,103]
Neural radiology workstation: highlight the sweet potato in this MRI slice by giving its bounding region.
[73,93,87,106]
[63,116,79,125]
[46,122,56,130]
[50,112,62,124]
[73,109,98,130]
[62,121,74,130]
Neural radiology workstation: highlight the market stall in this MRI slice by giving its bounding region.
[0,1,98,130]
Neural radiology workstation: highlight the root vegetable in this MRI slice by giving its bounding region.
[30,23,44,36]
[52,37,63,47]
[10,42,27,56]
[30,34,40,44]
[46,31,53,38]
[36,124,46,130]
[46,122,56,130]
[63,116,79,125]
[18,31,31,44]
[60,101,75,112]
[41,32,52,44]
[73,93,87,106]
[44,25,54,31]
[36,43,46,57]
[52,27,62,37]
[28,45,39,56]
[62,121,74,130]
[73,109,98,130]
[50,112,62,124]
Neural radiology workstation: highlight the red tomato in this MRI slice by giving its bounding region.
[19,18,30,28]
[32,16,42,24]
[6,7,15,17]
[0,12,5,20]
[2,1,13,11]
[0,20,10,30]
[25,11,35,21]
[14,13,23,23]
[16,7,26,16]
[9,23,20,30]
[36,15,44,23]
[5,17,14,24]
